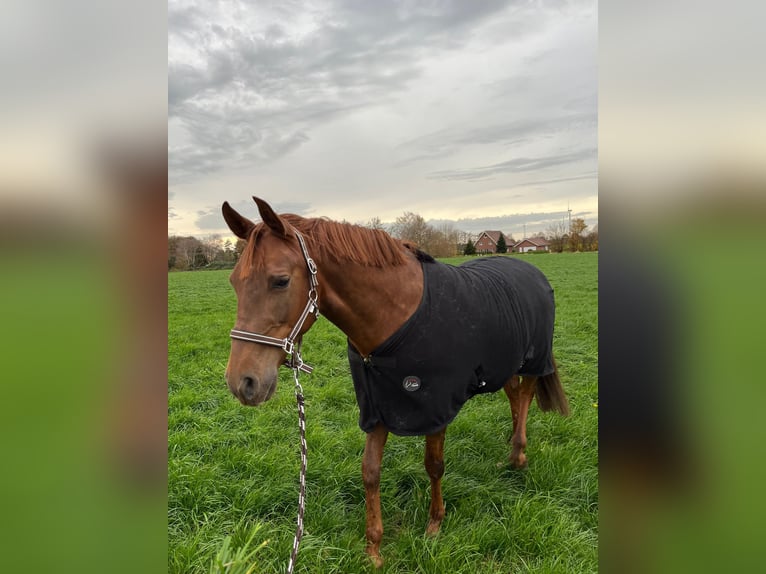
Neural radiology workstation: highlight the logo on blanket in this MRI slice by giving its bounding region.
[402,376,421,392]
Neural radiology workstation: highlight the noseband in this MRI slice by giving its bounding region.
[229,229,319,374]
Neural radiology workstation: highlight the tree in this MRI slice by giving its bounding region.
[200,234,223,264]
[235,239,247,261]
[583,224,598,251]
[192,243,208,269]
[545,220,569,253]
[168,234,240,270]
[390,212,467,257]
[433,222,460,257]
[568,218,588,252]
[463,238,476,255]
[219,239,238,264]
[496,233,507,254]
[391,212,435,253]
[173,236,202,270]
[391,212,431,248]
[365,216,385,231]
[457,230,472,250]
[168,235,179,270]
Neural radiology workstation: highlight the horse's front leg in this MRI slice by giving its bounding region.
[362,424,388,568]
[504,375,537,468]
[424,427,446,536]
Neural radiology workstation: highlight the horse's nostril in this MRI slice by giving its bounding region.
[241,376,256,399]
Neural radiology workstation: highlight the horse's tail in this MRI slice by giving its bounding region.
[535,357,570,416]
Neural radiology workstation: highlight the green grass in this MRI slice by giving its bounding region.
[169,252,598,573]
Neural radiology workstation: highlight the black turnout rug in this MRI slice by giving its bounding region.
[348,257,556,436]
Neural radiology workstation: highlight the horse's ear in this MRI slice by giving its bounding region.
[253,196,289,237]
[222,201,255,240]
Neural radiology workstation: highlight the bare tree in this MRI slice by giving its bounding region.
[169,234,242,270]
[545,220,569,253]
[391,212,432,248]
[434,222,460,257]
[391,212,461,257]
[173,236,201,270]
[200,234,223,264]
[365,216,386,231]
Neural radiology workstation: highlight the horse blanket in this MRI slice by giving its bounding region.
[348,257,556,436]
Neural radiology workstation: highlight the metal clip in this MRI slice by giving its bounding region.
[292,368,304,395]
[282,339,294,355]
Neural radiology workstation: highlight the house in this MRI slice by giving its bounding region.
[474,230,505,254]
[513,237,551,253]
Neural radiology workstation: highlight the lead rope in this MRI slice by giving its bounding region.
[286,363,307,574]
[230,227,315,573]
[285,232,314,574]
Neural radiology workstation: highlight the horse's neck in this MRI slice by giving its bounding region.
[317,256,424,357]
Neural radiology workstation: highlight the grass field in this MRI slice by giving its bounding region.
[168,252,598,573]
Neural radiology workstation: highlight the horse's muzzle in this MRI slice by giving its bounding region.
[228,372,277,406]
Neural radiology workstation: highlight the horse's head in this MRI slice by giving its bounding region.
[221,197,318,406]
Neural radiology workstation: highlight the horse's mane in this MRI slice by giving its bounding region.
[239,214,433,275]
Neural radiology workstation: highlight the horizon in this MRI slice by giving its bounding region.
[168,206,598,245]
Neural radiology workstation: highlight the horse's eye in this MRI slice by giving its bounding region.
[271,276,290,289]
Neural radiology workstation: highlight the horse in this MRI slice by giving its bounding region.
[221,197,570,567]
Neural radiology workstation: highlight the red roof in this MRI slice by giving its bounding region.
[512,237,550,248]
[478,230,504,244]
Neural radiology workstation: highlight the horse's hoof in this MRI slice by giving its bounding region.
[425,519,442,537]
[510,455,528,469]
[368,553,384,569]
[366,545,384,569]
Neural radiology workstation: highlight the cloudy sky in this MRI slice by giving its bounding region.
[169,0,597,240]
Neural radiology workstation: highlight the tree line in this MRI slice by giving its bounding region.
[544,218,599,253]
[168,234,247,271]
[168,215,597,271]
[388,213,598,256]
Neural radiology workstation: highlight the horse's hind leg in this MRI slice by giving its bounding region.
[362,424,389,568]
[424,427,446,536]
[503,375,537,468]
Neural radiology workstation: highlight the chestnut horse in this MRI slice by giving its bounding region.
[222,197,569,566]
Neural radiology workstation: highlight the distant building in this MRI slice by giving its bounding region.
[513,237,551,253]
[475,230,504,254]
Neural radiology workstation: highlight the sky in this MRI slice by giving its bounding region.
[168,0,597,240]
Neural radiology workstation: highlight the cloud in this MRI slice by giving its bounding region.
[167,0,597,236]
[395,111,597,166]
[168,0,518,182]
[428,148,597,181]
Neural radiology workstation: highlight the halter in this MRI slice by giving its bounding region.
[229,229,319,374]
